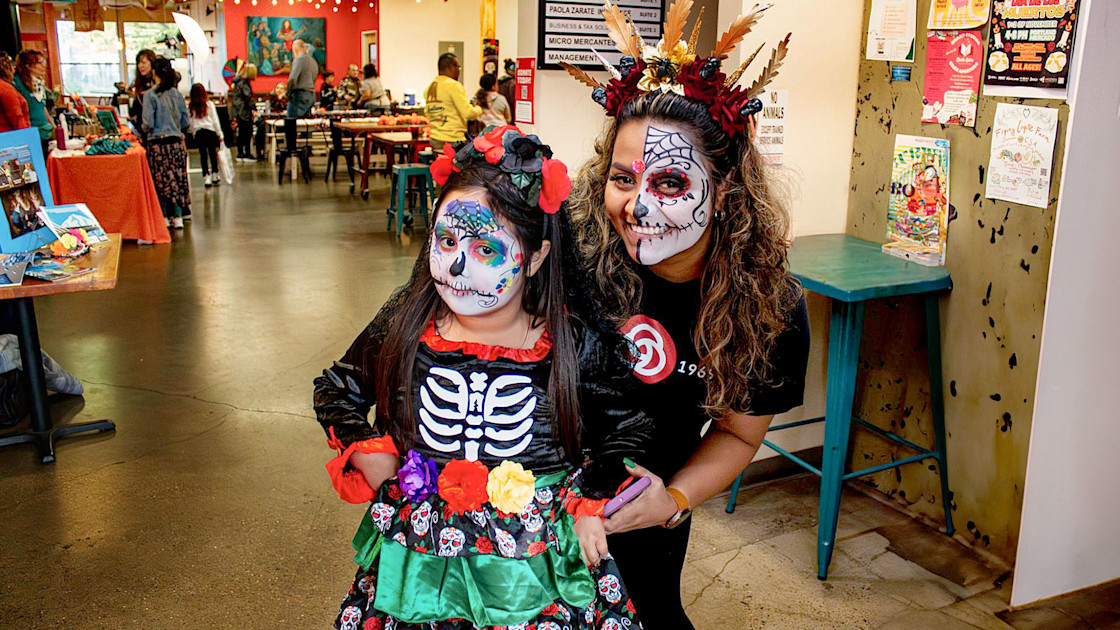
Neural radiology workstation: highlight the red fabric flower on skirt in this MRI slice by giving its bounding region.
[538,158,571,214]
[438,458,490,515]
[429,143,460,185]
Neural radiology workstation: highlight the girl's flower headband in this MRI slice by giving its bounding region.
[429,125,573,214]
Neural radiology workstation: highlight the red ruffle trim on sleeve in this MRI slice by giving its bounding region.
[325,428,400,504]
[420,320,552,363]
[564,496,609,523]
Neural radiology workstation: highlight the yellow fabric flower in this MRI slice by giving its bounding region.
[486,461,536,514]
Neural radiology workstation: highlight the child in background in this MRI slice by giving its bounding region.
[313,126,648,630]
[474,73,511,129]
[187,83,222,187]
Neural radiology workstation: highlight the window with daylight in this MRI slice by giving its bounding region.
[55,21,122,96]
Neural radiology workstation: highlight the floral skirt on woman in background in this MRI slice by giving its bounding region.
[146,137,191,226]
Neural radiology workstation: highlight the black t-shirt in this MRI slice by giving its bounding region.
[620,269,811,478]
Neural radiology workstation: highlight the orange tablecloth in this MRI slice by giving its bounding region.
[46,147,171,244]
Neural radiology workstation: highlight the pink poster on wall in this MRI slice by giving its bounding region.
[922,29,983,127]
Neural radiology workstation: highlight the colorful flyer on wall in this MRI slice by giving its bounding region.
[884,135,950,266]
[866,0,916,62]
[986,103,1058,209]
[922,30,983,127]
[984,0,1080,89]
[755,90,787,165]
[927,0,990,29]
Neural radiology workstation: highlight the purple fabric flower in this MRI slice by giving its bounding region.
[398,450,439,502]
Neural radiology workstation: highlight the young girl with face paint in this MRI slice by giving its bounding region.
[314,126,650,630]
[565,2,811,628]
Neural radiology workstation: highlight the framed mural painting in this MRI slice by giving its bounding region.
[246,17,326,76]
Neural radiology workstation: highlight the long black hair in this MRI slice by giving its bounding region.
[153,58,178,93]
[371,162,585,461]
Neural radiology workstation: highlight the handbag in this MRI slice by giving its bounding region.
[217,140,235,183]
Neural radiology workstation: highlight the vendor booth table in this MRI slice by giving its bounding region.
[0,234,121,463]
[47,149,171,244]
[725,234,955,580]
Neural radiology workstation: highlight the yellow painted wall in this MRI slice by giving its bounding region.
[846,0,1069,562]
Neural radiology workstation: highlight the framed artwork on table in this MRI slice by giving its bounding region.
[0,128,56,254]
[246,17,327,76]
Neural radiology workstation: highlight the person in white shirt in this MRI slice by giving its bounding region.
[187,83,223,187]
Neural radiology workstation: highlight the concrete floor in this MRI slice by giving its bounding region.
[0,161,1112,629]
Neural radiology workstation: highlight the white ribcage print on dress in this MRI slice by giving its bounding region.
[418,367,537,460]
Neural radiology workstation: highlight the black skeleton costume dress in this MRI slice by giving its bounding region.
[314,302,651,630]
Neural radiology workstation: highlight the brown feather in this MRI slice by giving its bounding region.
[724,42,764,87]
[661,0,694,53]
[559,62,605,89]
[711,3,768,59]
[687,6,706,55]
[602,2,643,59]
[745,33,790,99]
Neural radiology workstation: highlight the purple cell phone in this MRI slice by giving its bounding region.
[602,476,652,517]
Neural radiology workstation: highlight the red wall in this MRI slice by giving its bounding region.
[223,2,379,93]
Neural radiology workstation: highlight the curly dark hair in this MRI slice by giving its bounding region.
[570,91,800,418]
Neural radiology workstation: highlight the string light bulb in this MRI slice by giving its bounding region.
[351,5,356,10]
[332,5,338,10]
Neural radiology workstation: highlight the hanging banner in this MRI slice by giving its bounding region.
[927,0,989,30]
[514,57,535,125]
[865,0,916,62]
[922,30,983,127]
[755,89,787,165]
[984,0,1080,90]
[986,103,1058,209]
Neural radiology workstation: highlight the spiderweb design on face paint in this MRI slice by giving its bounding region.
[644,126,699,172]
[441,199,500,238]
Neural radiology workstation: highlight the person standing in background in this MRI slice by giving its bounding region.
[473,73,510,128]
[187,83,222,187]
[319,70,337,111]
[423,53,480,152]
[336,64,361,110]
[0,53,30,133]
[11,50,53,157]
[287,39,318,118]
[143,58,191,230]
[129,49,157,143]
[497,58,516,110]
[359,64,389,114]
[230,63,257,159]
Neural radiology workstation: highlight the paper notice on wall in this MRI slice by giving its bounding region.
[983,0,1080,92]
[514,57,536,125]
[986,103,1058,209]
[866,0,916,62]
[927,0,990,30]
[922,30,983,127]
[754,89,787,165]
[884,135,950,266]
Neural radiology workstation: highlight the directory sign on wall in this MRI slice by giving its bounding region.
[537,0,663,70]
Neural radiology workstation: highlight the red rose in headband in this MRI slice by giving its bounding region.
[539,158,571,215]
[429,143,460,186]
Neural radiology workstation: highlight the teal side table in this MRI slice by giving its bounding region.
[724,234,955,579]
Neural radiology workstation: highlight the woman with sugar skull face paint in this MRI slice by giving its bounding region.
[565,2,811,628]
[314,126,653,630]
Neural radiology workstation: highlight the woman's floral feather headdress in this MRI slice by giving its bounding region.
[561,0,790,137]
[430,125,572,214]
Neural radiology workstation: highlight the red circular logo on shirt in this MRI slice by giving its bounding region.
[621,315,677,384]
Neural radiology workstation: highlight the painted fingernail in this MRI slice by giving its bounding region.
[623,457,637,468]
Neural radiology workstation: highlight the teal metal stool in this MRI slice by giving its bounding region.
[724,234,955,580]
[387,164,437,236]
